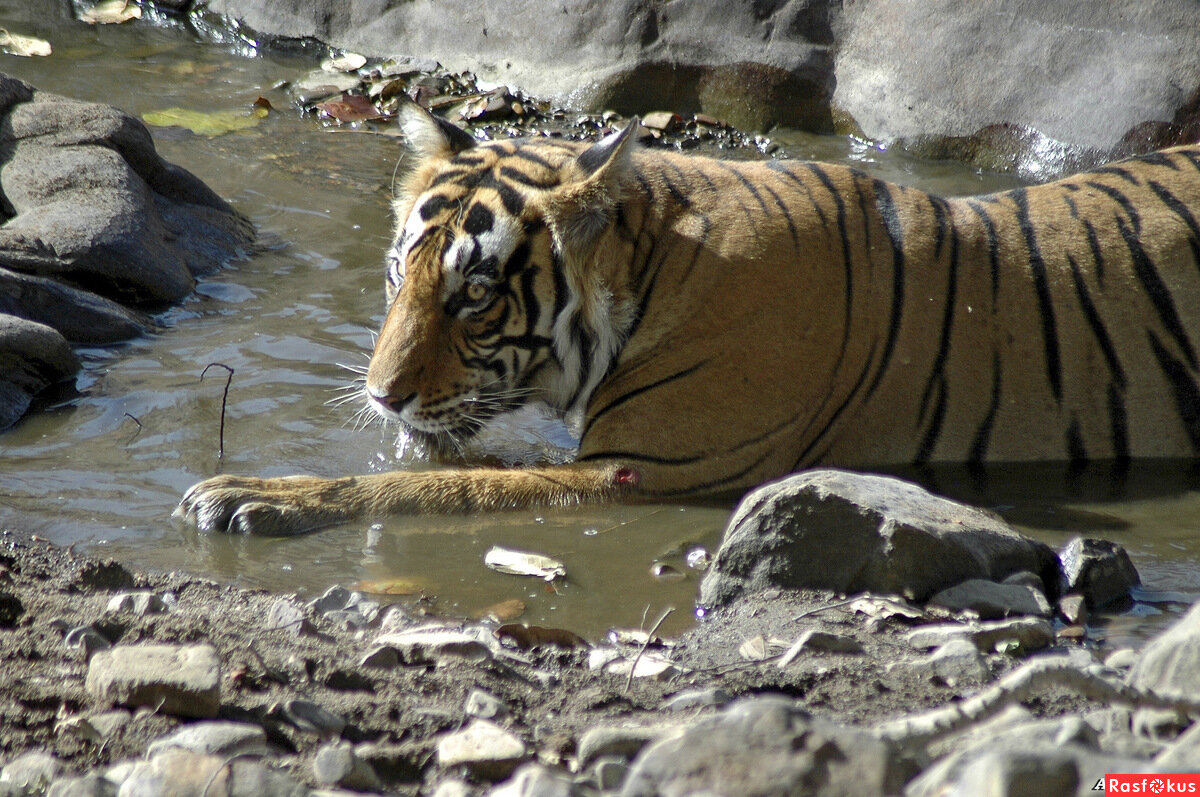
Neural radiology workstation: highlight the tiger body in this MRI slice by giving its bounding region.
[179,104,1200,535]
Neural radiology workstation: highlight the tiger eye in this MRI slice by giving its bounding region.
[465,282,489,303]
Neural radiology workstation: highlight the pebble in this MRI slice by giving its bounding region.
[1104,647,1139,670]
[662,687,732,711]
[313,741,383,791]
[45,774,117,797]
[592,757,630,791]
[437,720,529,779]
[113,749,306,796]
[928,579,1052,618]
[85,643,220,718]
[896,638,990,686]
[777,629,864,667]
[104,591,168,616]
[0,752,66,794]
[905,616,1054,654]
[64,625,111,659]
[374,625,493,664]
[1057,593,1088,625]
[266,598,307,632]
[55,710,131,744]
[310,586,379,629]
[432,780,474,797]
[145,721,269,758]
[280,699,346,736]
[466,688,509,720]
[486,763,580,796]
[576,725,666,768]
[358,645,401,669]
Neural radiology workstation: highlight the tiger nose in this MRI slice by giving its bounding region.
[370,390,417,415]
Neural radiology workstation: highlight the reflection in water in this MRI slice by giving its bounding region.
[0,11,1195,641]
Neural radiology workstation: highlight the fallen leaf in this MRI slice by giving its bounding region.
[0,30,51,57]
[495,624,588,650]
[78,0,142,24]
[850,596,924,622]
[353,577,427,596]
[738,635,769,661]
[252,96,274,112]
[142,107,264,137]
[484,546,566,581]
[472,598,526,622]
[315,93,383,123]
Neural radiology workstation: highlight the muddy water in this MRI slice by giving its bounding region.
[0,11,1197,641]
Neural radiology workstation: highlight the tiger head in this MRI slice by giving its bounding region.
[364,103,639,451]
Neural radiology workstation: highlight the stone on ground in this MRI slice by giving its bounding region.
[84,643,220,719]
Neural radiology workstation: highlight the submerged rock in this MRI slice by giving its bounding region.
[1058,537,1140,609]
[699,470,1059,608]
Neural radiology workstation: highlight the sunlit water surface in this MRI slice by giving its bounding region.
[0,9,1197,642]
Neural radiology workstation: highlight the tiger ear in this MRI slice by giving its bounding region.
[398,99,477,160]
[546,118,639,258]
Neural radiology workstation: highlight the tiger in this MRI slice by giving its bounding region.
[179,100,1200,535]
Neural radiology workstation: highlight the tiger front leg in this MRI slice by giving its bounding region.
[176,463,642,535]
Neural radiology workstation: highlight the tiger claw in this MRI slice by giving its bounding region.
[176,475,328,536]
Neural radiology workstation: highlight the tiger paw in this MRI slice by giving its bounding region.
[176,474,344,536]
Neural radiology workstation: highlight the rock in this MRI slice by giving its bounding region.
[432,781,474,797]
[279,699,346,736]
[700,470,1059,607]
[1058,593,1089,625]
[928,579,1053,619]
[55,710,130,745]
[0,314,79,430]
[662,687,733,712]
[1058,537,1140,608]
[358,645,400,670]
[202,0,837,131]
[906,617,1054,654]
[313,741,383,792]
[265,598,307,633]
[577,726,669,769]
[619,696,912,797]
[113,750,307,796]
[104,591,168,617]
[777,630,864,667]
[833,0,1200,179]
[63,625,111,659]
[437,719,528,780]
[0,591,23,628]
[592,758,631,791]
[0,72,252,429]
[1128,601,1200,703]
[465,689,509,720]
[1155,719,1200,768]
[46,774,117,797]
[0,752,66,794]
[486,763,581,796]
[374,625,493,664]
[85,643,220,719]
[146,722,269,758]
[1105,648,1139,670]
[897,638,990,686]
[940,751,1081,796]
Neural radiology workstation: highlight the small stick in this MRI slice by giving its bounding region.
[122,412,142,429]
[625,607,674,693]
[200,362,235,460]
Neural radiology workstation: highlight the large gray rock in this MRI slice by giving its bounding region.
[85,643,221,719]
[832,0,1200,179]
[619,696,912,797]
[0,71,252,430]
[699,470,1060,608]
[1128,601,1200,705]
[0,314,78,429]
[201,0,838,132]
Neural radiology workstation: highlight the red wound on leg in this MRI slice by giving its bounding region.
[614,467,641,487]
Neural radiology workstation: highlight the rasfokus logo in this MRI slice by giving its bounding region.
[1102,775,1200,793]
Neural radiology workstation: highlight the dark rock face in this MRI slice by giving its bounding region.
[699,470,1060,608]
[198,0,1200,176]
[0,72,253,430]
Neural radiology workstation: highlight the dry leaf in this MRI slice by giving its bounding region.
[315,93,383,123]
[484,546,566,581]
[472,598,526,623]
[495,624,588,650]
[79,0,142,25]
[0,30,52,57]
[738,635,769,661]
[353,577,427,596]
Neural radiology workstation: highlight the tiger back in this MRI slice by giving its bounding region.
[178,104,1200,534]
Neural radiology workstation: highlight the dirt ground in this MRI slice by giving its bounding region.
[0,526,1109,794]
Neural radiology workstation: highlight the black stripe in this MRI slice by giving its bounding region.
[793,340,879,468]
[1065,416,1087,464]
[1065,253,1126,389]
[1086,181,1141,234]
[865,180,906,402]
[1092,166,1141,186]
[643,450,775,499]
[765,160,830,228]
[1148,331,1200,454]
[1117,215,1199,368]
[1012,189,1063,403]
[678,216,712,284]
[499,165,557,189]
[576,449,704,466]
[1107,382,1130,463]
[803,163,853,364]
[582,361,707,438]
[716,161,771,218]
[969,351,1002,464]
[1137,151,1181,170]
[760,182,800,252]
[510,148,557,170]
[918,196,958,422]
[1082,218,1106,287]
[914,376,948,467]
[418,193,456,220]
[494,181,524,217]
[1147,180,1200,271]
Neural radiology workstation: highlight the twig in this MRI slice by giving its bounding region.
[874,655,1200,749]
[200,363,235,460]
[625,607,674,693]
[122,412,142,429]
